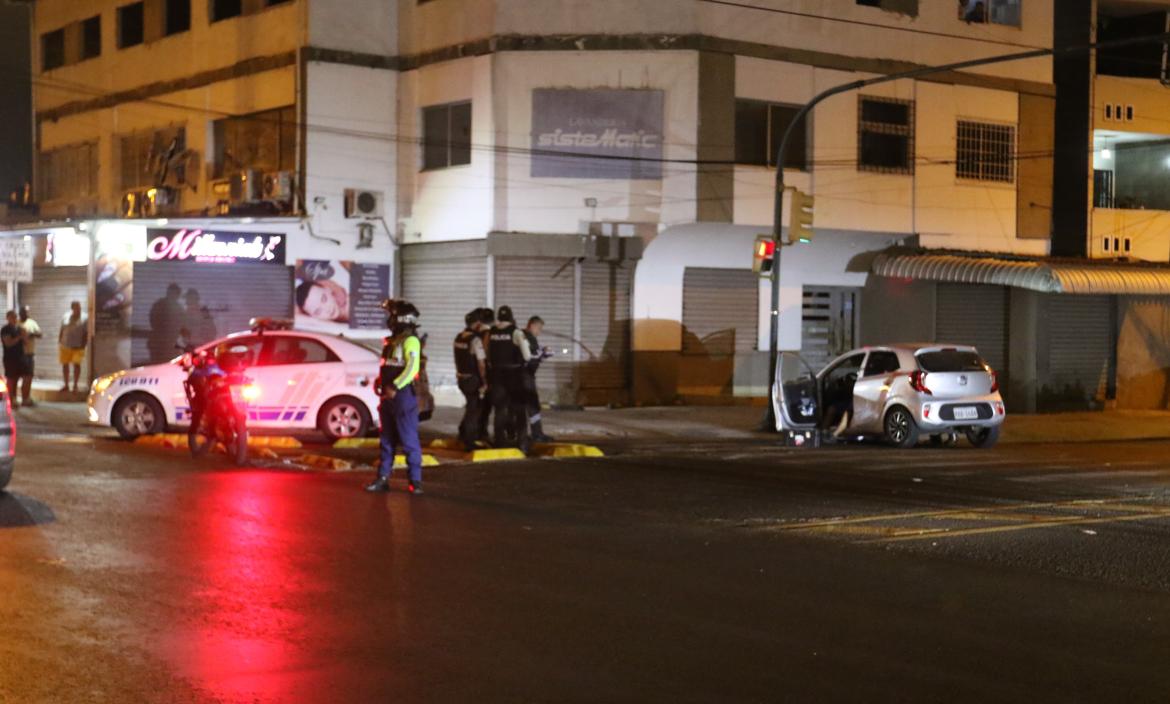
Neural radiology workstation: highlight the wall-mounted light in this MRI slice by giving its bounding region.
[1100,148,1113,160]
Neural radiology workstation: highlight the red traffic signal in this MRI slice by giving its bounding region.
[753,235,776,275]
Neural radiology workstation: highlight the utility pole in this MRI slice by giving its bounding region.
[763,30,1170,431]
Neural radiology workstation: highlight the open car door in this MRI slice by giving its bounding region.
[772,351,821,432]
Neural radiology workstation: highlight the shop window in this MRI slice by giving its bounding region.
[260,336,339,366]
[211,0,243,22]
[118,126,187,190]
[118,2,145,48]
[959,0,1021,27]
[165,0,191,36]
[956,120,1015,183]
[81,16,102,61]
[38,142,99,202]
[734,99,807,170]
[857,97,914,175]
[42,29,65,71]
[422,102,472,171]
[213,106,297,177]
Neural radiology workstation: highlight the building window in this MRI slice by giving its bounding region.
[81,16,102,60]
[734,99,807,170]
[955,120,1015,183]
[266,0,294,5]
[38,143,99,202]
[959,0,1021,27]
[41,29,65,71]
[118,2,145,48]
[213,107,298,177]
[422,102,472,170]
[165,0,191,36]
[211,0,243,22]
[119,126,187,190]
[857,97,914,174]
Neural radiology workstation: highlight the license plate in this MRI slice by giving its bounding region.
[952,406,979,420]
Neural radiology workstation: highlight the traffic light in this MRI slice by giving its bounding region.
[788,189,815,244]
[752,235,776,276]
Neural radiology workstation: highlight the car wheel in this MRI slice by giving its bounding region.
[884,407,919,448]
[318,397,371,442]
[965,425,1001,449]
[112,394,166,439]
[0,463,10,492]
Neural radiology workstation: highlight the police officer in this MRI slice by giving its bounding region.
[366,300,425,495]
[522,315,554,442]
[487,305,532,452]
[454,309,489,451]
[476,307,496,442]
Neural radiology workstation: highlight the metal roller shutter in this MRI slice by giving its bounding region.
[130,261,293,366]
[935,284,1008,373]
[401,246,487,389]
[682,268,758,356]
[19,266,89,382]
[578,260,632,394]
[495,257,576,403]
[1046,295,1112,401]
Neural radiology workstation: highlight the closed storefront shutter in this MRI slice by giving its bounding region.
[495,256,576,403]
[1046,295,1112,402]
[935,284,1008,373]
[578,260,632,395]
[19,266,89,381]
[681,268,758,356]
[401,242,487,389]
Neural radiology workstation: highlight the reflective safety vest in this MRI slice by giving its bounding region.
[453,328,480,379]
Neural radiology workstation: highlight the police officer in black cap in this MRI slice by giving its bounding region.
[476,307,496,441]
[487,305,531,451]
[453,308,489,450]
[522,315,554,442]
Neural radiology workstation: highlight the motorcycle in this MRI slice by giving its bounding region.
[181,346,258,465]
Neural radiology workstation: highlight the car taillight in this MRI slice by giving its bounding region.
[0,379,7,394]
[910,370,932,395]
[989,369,1000,393]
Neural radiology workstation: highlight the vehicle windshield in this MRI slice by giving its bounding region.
[916,350,987,372]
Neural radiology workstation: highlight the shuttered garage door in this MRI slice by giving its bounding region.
[402,243,487,388]
[682,268,758,356]
[578,260,631,395]
[19,266,89,382]
[1046,295,1112,402]
[935,283,1008,373]
[494,257,575,403]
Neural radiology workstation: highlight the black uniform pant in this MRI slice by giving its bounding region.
[457,375,485,449]
[490,368,528,448]
[522,369,541,423]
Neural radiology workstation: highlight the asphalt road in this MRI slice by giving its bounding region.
[4,406,1170,702]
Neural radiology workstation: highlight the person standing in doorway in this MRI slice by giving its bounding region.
[454,309,489,451]
[19,306,41,407]
[522,315,554,442]
[1,311,25,405]
[366,300,425,495]
[58,301,88,393]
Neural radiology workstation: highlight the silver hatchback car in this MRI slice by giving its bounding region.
[773,343,1006,448]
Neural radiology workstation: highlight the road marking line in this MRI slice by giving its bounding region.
[866,510,1170,543]
[1010,470,1166,483]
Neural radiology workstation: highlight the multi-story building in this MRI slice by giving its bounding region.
[19,0,1170,412]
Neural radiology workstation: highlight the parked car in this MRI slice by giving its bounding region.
[773,343,1006,448]
[0,379,14,491]
[88,322,382,442]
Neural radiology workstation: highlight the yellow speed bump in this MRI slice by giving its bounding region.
[135,434,303,450]
[333,437,379,449]
[470,448,527,462]
[401,454,440,468]
[296,453,354,471]
[248,436,303,449]
[534,443,605,458]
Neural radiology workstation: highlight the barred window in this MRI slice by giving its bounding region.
[858,97,914,174]
[956,120,1015,183]
[118,126,186,190]
[38,143,98,202]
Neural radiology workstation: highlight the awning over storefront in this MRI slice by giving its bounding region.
[872,252,1170,295]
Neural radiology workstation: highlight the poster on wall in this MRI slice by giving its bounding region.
[293,260,391,336]
[530,88,665,180]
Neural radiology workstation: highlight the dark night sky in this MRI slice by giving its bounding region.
[0,1,31,195]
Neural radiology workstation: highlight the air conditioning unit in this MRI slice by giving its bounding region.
[230,169,260,203]
[120,187,175,218]
[344,188,384,218]
[262,171,295,201]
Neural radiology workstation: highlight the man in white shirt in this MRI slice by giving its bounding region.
[59,300,88,393]
[19,306,42,407]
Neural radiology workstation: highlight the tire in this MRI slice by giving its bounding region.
[233,418,249,466]
[112,393,166,439]
[318,397,371,442]
[0,462,11,492]
[966,425,1001,449]
[883,406,920,449]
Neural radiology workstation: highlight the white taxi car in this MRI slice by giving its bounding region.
[89,324,382,441]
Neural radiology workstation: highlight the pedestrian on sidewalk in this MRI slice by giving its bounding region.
[523,315,554,443]
[366,300,425,495]
[59,301,88,393]
[487,305,531,453]
[18,306,41,407]
[1,311,25,405]
[454,308,489,451]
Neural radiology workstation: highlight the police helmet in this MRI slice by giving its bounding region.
[497,305,514,324]
[215,343,251,372]
[389,300,421,334]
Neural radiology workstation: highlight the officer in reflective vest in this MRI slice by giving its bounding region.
[366,300,424,495]
[522,315,554,442]
[454,309,489,451]
[487,305,532,452]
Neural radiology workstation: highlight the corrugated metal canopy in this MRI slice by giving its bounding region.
[872,253,1170,295]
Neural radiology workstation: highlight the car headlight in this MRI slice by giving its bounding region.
[92,376,114,394]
